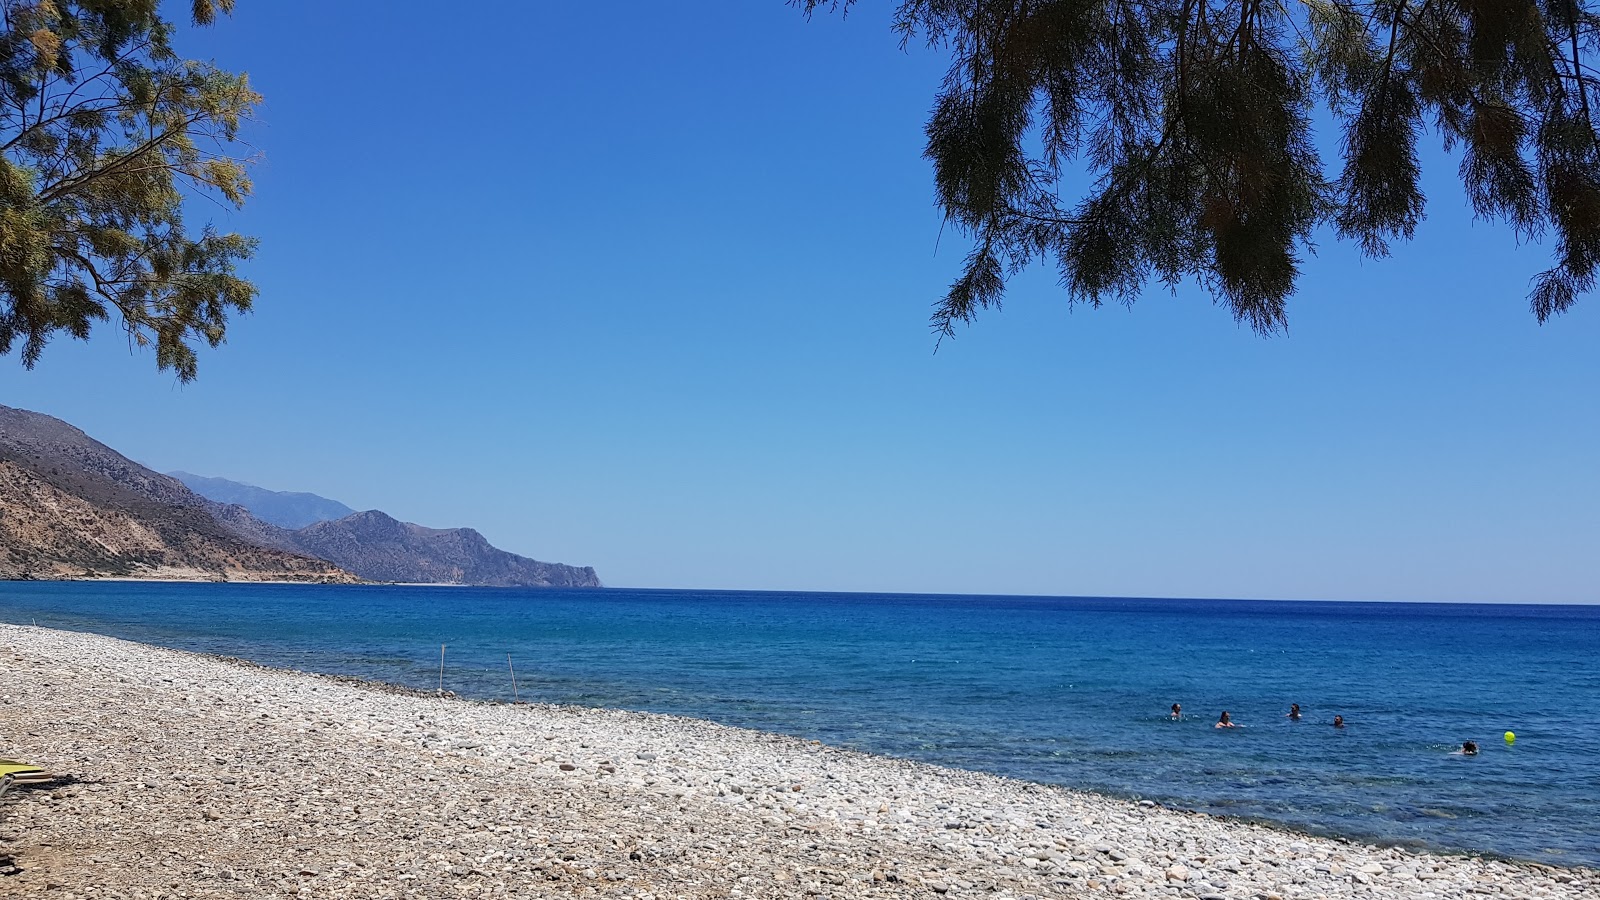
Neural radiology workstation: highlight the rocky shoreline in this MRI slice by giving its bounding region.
[1,623,1593,900]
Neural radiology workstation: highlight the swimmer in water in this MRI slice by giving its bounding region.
[1216,711,1237,728]
[1461,740,1479,755]
[1287,703,1302,720]
[1332,715,1345,728]
[1171,703,1182,720]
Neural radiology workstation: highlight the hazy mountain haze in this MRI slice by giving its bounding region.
[169,471,354,529]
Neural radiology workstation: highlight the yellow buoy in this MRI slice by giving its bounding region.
[1504,731,1516,744]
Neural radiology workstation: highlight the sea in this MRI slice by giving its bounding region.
[1,582,1596,868]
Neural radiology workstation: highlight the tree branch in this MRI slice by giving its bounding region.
[34,110,208,206]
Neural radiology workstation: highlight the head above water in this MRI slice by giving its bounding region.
[1333,715,1345,728]
[1463,740,1479,755]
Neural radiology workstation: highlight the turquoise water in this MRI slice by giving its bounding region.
[2,583,1596,867]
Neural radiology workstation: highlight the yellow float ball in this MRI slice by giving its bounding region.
[1504,731,1516,744]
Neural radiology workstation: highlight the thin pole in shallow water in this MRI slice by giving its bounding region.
[508,653,519,702]
[438,644,446,694]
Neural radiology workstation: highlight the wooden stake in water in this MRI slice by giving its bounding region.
[438,643,446,694]
[508,653,519,702]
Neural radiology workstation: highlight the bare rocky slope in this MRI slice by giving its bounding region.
[0,405,357,582]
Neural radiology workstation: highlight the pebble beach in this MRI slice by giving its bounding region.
[1,623,1594,900]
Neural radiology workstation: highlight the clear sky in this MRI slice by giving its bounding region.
[3,2,1597,602]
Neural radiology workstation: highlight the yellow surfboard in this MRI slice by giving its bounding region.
[0,760,55,785]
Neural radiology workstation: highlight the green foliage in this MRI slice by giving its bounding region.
[798,1,1600,333]
[0,0,257,381]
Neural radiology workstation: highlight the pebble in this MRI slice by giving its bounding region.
[0,623,1595,900]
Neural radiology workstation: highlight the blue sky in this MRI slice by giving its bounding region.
[3,2,1597,602]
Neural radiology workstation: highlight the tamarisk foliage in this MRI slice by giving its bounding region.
[799,1,1600,333]
[0,0,258,380]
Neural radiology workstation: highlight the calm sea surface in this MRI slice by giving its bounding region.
[2,583,1596,866]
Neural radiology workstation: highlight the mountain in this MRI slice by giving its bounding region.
[280,511,600,587]
[203,501,600,588]
[0,406,358,583]
[169,471,354,528]
[0,404,601,588]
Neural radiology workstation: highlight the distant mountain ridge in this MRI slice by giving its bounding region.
[0,406,357,583]
[0,404,601,587]
[169,457,600,587]
[219,508,601,587]
[169,471,354,529]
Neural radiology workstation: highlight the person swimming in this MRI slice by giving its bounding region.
[1171,703,1182,720]
[1462,740,1479,755]
[1215,711,1237,728]
[1287,703,1302,720]
[1332,715,1345,728]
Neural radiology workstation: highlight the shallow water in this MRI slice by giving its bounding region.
[2,583,1596,866]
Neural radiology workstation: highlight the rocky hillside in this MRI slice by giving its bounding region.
[169,471,354,529]
[0,404,603,588]
[287,511,600,587]
[203,504,601,588]
[0,406,358,583]
[179,469,601,588]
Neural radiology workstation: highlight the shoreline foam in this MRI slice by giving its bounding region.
[1,623,1593,899]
